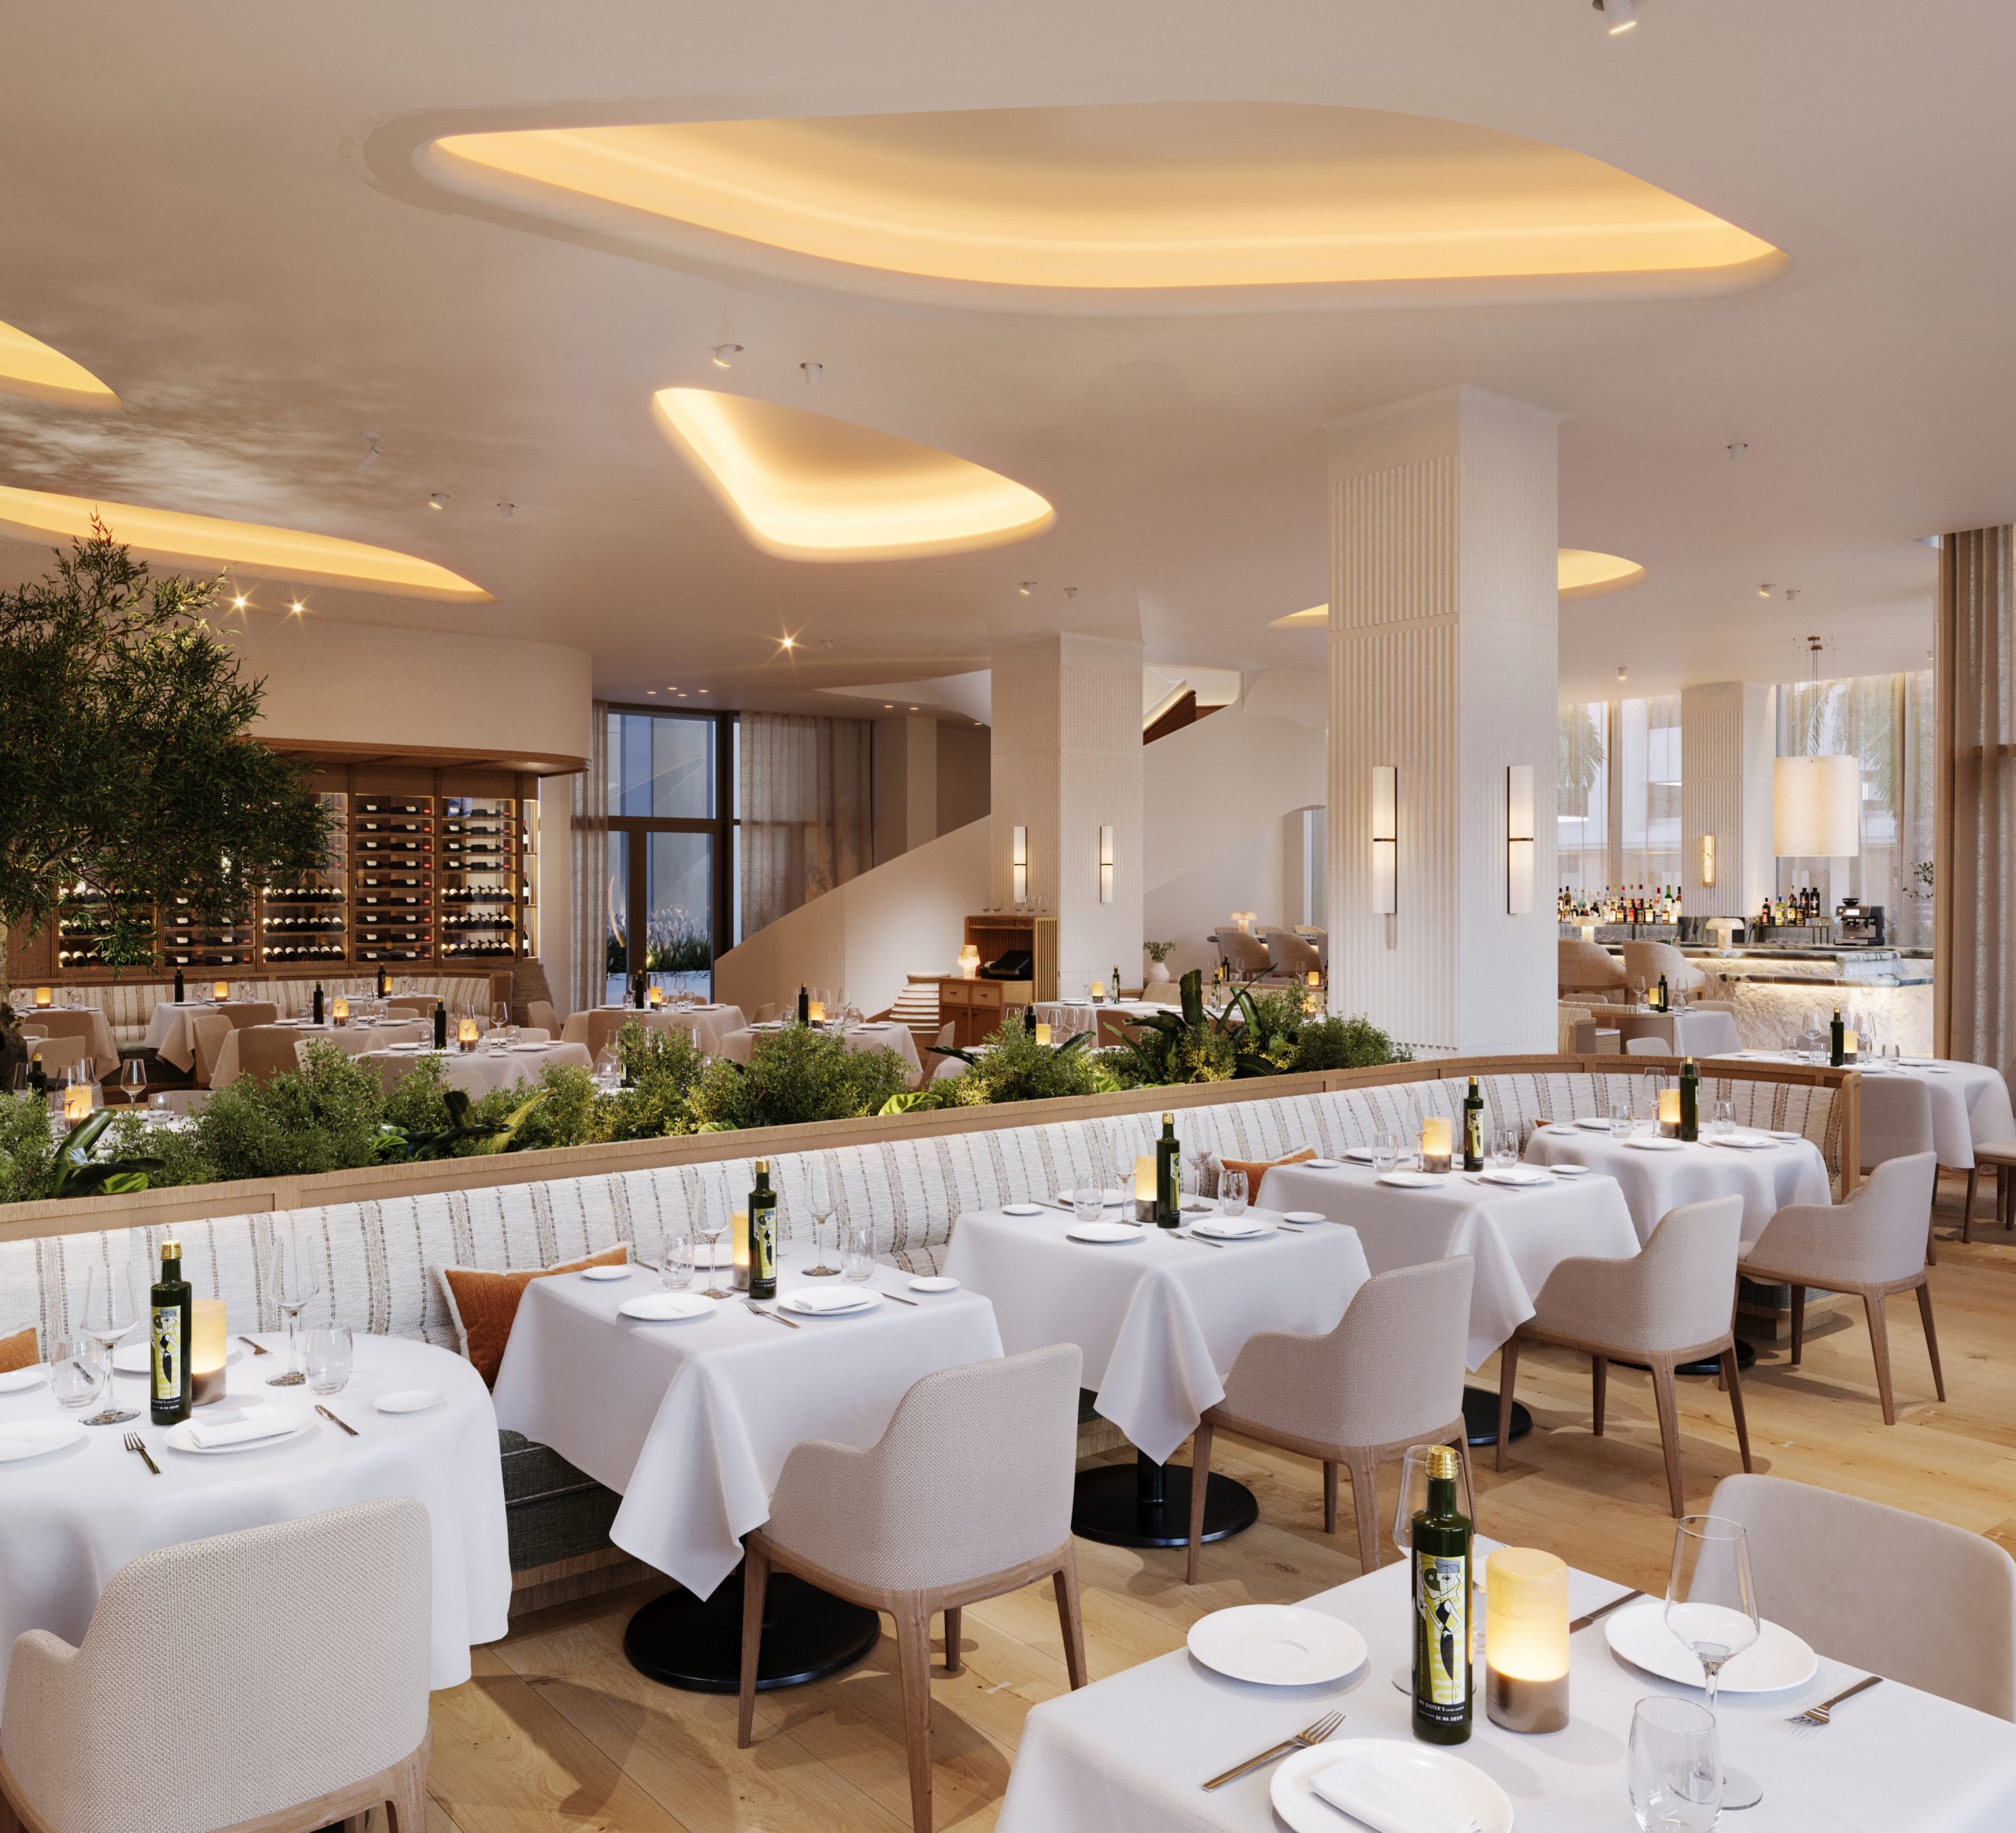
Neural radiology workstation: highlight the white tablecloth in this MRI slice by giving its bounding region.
[212,1018,426,1086]
[561,1003,747,1056]
[1266,1161,1640,1370]
[0,1334,509,1696]
[143,1000,269,1070]
[998,1555,2016,1833]
[1618,1007,1745,1058]
[940,1204,1371,1464]
[15,1005,117,1069]
[1526,1124,1832,1245]
[1739,1055,2015,1171]
[491,1256,1002,1600]
[721,1020,924,1078]
[358,1039,592,1096]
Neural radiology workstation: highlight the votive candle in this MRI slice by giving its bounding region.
[331,996,349,1025]
[212,981,229,1001]
[191,1298,229,1406]
[62,1082,92,1123]
[33,986,50,1008]
[1485,1547,1569,1733]
[1658,1088,1682,1137]
[457,1017,480,1052]
[647,985,664,1008]
[1034,1022,1052,1045]
[1091,980,1106,1001]
[1134,1153,1157,1223]
[1420,1115,1453,1174]
[732,1210,751,1291]
[808,1000,826,1024]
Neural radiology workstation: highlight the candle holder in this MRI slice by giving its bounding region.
[1419,1115,1453,1174]
[808,1000,827,1025]
[647,985,664,1009]
[732,1210,751,1291]
[331,996,349,1027]
[1658,1087,1681,1138]
[1484,1547,1569,1733]
[1091,980,1106,1004]
[211,981,230,1002]
[61,1082,93,1125]
[1034,1021,1052,1046]
[457,1017,480,1052]
[32,986,50,1008]
[1133,1154,1156,1225]
[191,1298,229,1406]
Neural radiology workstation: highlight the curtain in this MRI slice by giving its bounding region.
[1936,528,2016,1067]
[569,700,610,1013]
[739,713,873,937]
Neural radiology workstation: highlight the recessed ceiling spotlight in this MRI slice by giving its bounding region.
[712,343,743,368]
[884,703,894,708]
[1017,581,1036,596]
[909,706,918,711]
[1758,583,1773,598]
[428,492,447,511]
[778,634,796,651]
[1784,588,1801,603]
[358,432,382,473]
[647,688,658,696]
[1727,443,1747,461]
[496,502,514,519]
[800,362,822,385]
[1594,0,1636,32]
[697,688,710,694]
[1062,585,1078,599]
[231,592,248,610]
[288,599,306,615]
[1617,663,1629,680]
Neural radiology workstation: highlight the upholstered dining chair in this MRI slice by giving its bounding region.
[1261,927,1321,981]
[1213,928,1275,981]
[1709,1473,2016,1720]
[525,998,560,1036]
[1624,1036,1670,1057]
[1621,939,1708,1003]
[1737,1152,1944,1424]
[1970,1136,2016,1237]
[1558,938,1626,997]
[1497,1196,1751,1517]
[384,994,440,1021]
[218,1000,281,1031]
[1185,1258,1476,1581]
[0,1498,432,1833]
[227,1025,306,1089]
[20,1037,87,1080]
[739,1345,1085,1833]
[188,1011,236,1088]
[1856,1078,1943,1256]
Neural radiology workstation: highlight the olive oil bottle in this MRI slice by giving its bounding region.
[1154,1114,1180,1228]
[1462,1077,1485,1173]
[1412,1444,1472,1745]
[747,1160,778,1301]
[1829,1007,1846,1067]
[1678,1056,1699,1141]
[150,1238,194,1427]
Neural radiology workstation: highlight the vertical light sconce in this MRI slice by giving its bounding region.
[1098,824,1115,904]
[1371,766,1398,915]
[1506,764,1536,915]
[1011,824,1028,904]
[1700,834,1716,888]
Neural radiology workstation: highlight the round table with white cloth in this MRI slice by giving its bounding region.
[719,1019,922,1078]
[1616,1006,1744,1059]
[210,1017,426,1087]
[13,1005,117,1070]
[1525,1121,1833,1246]
[561,1003,747,1056]
[0,1332,510,1694]
[1733,1051,2016,1170]
[143,1000,271,1071]
[358,1038,592,1096]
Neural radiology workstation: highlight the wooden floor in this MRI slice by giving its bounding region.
[411,1174,2016,1833]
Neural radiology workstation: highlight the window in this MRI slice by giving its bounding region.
[1555,695,1680,896]
[1618,693,1681,889]
[1556,702,1609,898]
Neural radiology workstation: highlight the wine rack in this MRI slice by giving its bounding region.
[439,796,520,959]
[352,796,435,962]
[55,887,124,971]
[261,792,349,965]
[161,897,255,969]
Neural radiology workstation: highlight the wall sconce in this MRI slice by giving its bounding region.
[1700,834,1716,888]
[1011,824,1028,905]
[1098,825,1115,904]
[1371,766,1398,915]
[1506,764,1536,915]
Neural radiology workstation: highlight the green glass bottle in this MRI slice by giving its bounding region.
[747,1160,778,1301]
[150,1237,193,1427]
[1154,1113,1180,1228]
[1829,1007,1846,1067]
[1656,973,1670,1012]
[1679,1056,1699,1141]
[312,981,324,1025]
[1411,1443,1472,1745]
[797,983,811,1026]
[376,962,390,999]
[1462,1077,1484,1172]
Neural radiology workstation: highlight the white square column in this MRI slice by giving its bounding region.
[1681,681,1776,922]
[990,633,1143,989]
[1326,385,1562,1056]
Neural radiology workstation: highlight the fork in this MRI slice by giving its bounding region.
[121,1430,160,1475]
[1175,1230,1228,1249]
[744,1300,801,1330]
[1201,1711,1344,1790]
[315,1404,359,1438]
[1787,1675,1882,1727]
[238,1335,270,1356]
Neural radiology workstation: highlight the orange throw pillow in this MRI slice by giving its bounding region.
[439,1246,630,1387]
[1220,1147,1317,1204]
[0,1325,36,1373]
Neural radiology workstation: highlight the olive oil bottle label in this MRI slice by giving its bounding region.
[1416,1552,1469,1720]
[151,1305,180,1402]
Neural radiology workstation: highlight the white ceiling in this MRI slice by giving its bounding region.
[2,0,2007,714]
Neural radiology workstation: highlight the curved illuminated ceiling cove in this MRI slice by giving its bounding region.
[1270,550,1646,626]
[0,320,118,409]
[0,488,494,603]
[426,103,1785,314]
[653,389,1054,562]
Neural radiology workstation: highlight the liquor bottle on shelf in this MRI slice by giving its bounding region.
[1411,1443,1472,1746]
[1462,1077,1484,1172]
[150,1238,193,1427]
[747,1160,778,1303]
[1679,1056,1699,1141]
[1154,1113,1180,1229]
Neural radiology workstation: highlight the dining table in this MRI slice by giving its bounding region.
[940,1197,1372,1549]
[0,1332,510,1692]
[211,1015,427,1086]
[13,1004,117,1070]
[490,1249,1002,1691]
[143,999,272,1071]
[356,1037,592,1096]
[1736,1050,2016,1172]
[997,1553,2016,1833]
[561,1002,748,1056]
[720,1018,924,1078]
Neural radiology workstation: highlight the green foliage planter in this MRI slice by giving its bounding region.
[917,1024,1116,1109]
[689,1025,912,1130]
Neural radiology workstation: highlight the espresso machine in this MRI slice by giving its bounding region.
[1834,897,1886,946]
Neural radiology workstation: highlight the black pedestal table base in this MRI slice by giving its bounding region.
[624,1567,880,1694]
[1677,1336,1758,1378]
[1463,1386,1532,1448]
[1072,1452,1258,1549]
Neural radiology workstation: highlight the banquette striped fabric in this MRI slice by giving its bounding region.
[88,975,503,1047]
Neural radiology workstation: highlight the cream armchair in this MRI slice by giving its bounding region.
[1261,927,1321,981]
[1497,1195,1752,1516]
[1621,939,1709,1003]
[739,1345,1085,1833]
[0,1499,432,1833]
[1558,937,1627,996]
[1186,1258,1475,1579]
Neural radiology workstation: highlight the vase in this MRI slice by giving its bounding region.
[1145,959,1171,986]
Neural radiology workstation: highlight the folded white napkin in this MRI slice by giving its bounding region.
[1311,1753,1481,1833]
[788,1286,877,1313]
[187,1408,298,1449]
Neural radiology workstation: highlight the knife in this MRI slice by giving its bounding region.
[315,1404,359,1438]
[1570,1587,1644,1633]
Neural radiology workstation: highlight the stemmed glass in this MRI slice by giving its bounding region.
[696,1211,732,1301]
[119,1059,147,1106]
[1627,1697,1722,1831]
[1666,1514,1763,1809]
[267,1221,320,1387]
[492,1000,511,1037]
[80,1255,140,1426]
[1388,1443,1478,1691]
[803,1163,840,1276]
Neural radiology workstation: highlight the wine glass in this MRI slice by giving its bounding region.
[267,1220,320,1387]
[1666,1514,1763,1809]
[1388,1442,1478,1691]
[119,1058,147,1106]
[804,1163,839,1276]
[492,1000,511,1037]
[80,1256,139,1426]
[695,1211,732,1301]
[594,1047,622,1096]
[1627,1697,1722,1831]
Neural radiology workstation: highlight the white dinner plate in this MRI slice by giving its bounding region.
[1305,1157,1347,1169]
[1067,1219,1146,1244]
[1281,1211,1329,1225]
[0,1419,83,1463]
[386,1041,424,1053]
[1480,1166,1553,1186]
[374,1389,444,1414]
[1193,1215,1272,1239]
[618,1293,715,1322]
[781,1288,883,1316]
[1625,1135,1686,1152]
[580,1263,632,1281]
[909,1275,960,1293]
[1001,1203,1045,1217]
[1575,1115,1617,1130]
[1713,1135,1777,1152]
[1605,1599,1818,1693]
[1272,1741,1513,1833]
[165,1405,312,1455]
[1376,1171,1444,1189]
[0,1365,49,1393]
[1188,1605,1368,1687]
[1769,1130,1804,1141]
[510,1042,549,1053]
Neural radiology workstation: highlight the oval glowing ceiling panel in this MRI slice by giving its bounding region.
[0,487,493,603]
[1270,550,1646,625]
[653,389,1053,562]
[0,320,118,409]
[428,104,1784,311]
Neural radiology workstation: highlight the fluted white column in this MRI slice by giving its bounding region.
[1681,681,1776,922]
[1326,385,1561,1056]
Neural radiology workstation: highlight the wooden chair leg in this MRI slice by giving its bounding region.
[1052,1542,1088,1690]
[1323,1460,1339,1536]
[1495,1336,1521,1472]
[383,1740,430,1833]
[1789,1285,1807,1365]
[942,1605,962,1676]
[1649,1360,1686,1518]
[893,1603,936,1833]
[737,1545,769,1749]
[1964,1166,1980,1243]
[1916,1281,1947,1403]
[1185,1420,1214,1585]
[2003,1163,2014,1231]
[1864,1291,1898,1424]
[1346,1451,1383,1573]
[1721,1346,1754,1473]
[1591,1354,1607,1436]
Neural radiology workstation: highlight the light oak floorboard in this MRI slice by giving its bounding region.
[429,1172,2016,1831]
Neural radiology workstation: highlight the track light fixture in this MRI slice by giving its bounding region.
[1594,0,1636,31]
[712,343,743,368]
[799,362,822,385]
[428,492,448,511]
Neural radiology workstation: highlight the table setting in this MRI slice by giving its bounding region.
[1737,1048,2014,1171]
[210,1015,428,1085]
[142,997,271,1071]
[561,1000,748,1056]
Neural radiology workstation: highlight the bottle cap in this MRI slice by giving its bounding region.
[1427,1444,1460,1481]
[1162,1111,1174,1124]
[755,1158,769,1174]
[161,1237,181,1262]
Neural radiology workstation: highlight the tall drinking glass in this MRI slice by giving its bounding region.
[1666,1514,1762,1809]
[1627,1697,1723,1831]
